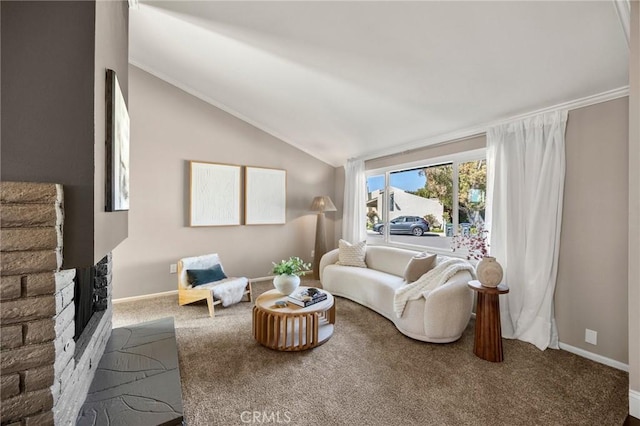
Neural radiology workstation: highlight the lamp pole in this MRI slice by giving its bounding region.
[310,196,337,281]
[313,211,327,280]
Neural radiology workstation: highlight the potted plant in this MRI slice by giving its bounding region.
[271,256,311,295]
[451,225,503,287]
[451,225,489,260]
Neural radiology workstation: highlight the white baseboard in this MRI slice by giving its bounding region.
[113,276,274,304]
[113,290,178,304]
[558,342,629,372]
[630,389,640,419]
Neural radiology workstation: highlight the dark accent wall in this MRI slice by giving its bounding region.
[1,1,129,268]
[94,0,129,265]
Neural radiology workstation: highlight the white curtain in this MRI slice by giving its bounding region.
[485,110,568,350]
[342,158,367,243]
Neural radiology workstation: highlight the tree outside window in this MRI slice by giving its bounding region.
[410,159,486,230]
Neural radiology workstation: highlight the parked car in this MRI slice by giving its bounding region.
[373,216,430,236]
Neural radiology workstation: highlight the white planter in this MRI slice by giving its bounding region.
[273,274,301,296]
[476,256,503,288]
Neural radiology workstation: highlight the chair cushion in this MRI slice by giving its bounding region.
[403,252,437,283]
[187,264,227,287]
[179,253,223,289]
[336,239,367,268]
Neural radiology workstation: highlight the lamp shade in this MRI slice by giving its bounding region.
[310,196,337,212]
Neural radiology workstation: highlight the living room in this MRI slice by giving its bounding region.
[1,1,639,425]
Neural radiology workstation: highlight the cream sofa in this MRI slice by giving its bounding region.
[319,245,473,343]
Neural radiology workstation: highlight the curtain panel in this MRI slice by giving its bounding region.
[342,159,367,244]
[486,110,568,350]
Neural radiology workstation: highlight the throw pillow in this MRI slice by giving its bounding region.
[336,239,367,268]
[403,252,437,283]
[187,264,227,287]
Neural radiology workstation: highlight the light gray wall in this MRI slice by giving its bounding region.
[629,0,640,410]
[556,98,629,363]
[112,66,337,299]
[361,102,630,364]
[0,0,129,268]
[94,0,129,264]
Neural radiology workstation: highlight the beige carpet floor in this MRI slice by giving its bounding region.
[113,281,628,425]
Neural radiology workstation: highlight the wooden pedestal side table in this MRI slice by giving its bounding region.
[468,280,509,362]
[252,287,335,351]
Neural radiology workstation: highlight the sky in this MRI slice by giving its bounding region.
[367,169,426,192]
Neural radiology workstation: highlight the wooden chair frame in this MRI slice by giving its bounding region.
[177,257,252,317]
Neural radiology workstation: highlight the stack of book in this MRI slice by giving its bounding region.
[287,289,328,307]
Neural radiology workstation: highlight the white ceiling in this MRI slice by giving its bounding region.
[130,1,629,167]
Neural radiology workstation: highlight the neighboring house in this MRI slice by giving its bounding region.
[367,187,444,226]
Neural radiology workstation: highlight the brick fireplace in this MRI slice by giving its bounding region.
[1,182,113,425]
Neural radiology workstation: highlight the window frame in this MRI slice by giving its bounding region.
[365,148,486,257]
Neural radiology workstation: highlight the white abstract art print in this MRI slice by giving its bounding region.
[245,167,286,225]
[189,161,241,226]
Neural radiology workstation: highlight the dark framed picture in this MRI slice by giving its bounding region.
[105,69,130,212]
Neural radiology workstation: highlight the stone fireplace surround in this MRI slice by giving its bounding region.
[1,182,113,425]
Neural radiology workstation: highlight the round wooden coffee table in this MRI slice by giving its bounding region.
[252,287,335,351]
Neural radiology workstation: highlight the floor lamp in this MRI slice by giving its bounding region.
[310,195,337,280]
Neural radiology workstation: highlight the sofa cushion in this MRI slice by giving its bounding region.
[336,239,367,268]
[403,253,437,283]
[365,246,418,276]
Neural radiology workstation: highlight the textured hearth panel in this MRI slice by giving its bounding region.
[76,317,183,426]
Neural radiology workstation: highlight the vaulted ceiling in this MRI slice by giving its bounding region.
[130,1,629,167]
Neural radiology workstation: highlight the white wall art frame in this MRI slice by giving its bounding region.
[189,161,241,227]
[245,167,287,225]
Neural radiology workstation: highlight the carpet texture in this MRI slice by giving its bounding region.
[113,281,628,425]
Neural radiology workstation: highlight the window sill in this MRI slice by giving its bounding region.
[368,240,474,261]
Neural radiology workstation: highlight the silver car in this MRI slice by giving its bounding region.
[373,216,430,236]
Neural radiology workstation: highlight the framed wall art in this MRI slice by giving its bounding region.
[105,69,130,212]
[245,166,286,225]
[189,161,241,227]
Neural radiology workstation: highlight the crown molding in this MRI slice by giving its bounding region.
[357,86,630,163]
[130,59,628,168]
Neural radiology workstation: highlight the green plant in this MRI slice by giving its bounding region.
[271,256,311,276]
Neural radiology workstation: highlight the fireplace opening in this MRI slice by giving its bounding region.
[74,255,110,341]
[74,266,95,341]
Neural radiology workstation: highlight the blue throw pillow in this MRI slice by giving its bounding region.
[186,264,227,287]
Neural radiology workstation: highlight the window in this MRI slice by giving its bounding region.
[365,151,486,254]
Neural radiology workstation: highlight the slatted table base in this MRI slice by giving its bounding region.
[253,304,335,351]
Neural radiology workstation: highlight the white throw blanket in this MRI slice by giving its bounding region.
[211,277,248,307]
[393,258,476,318]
